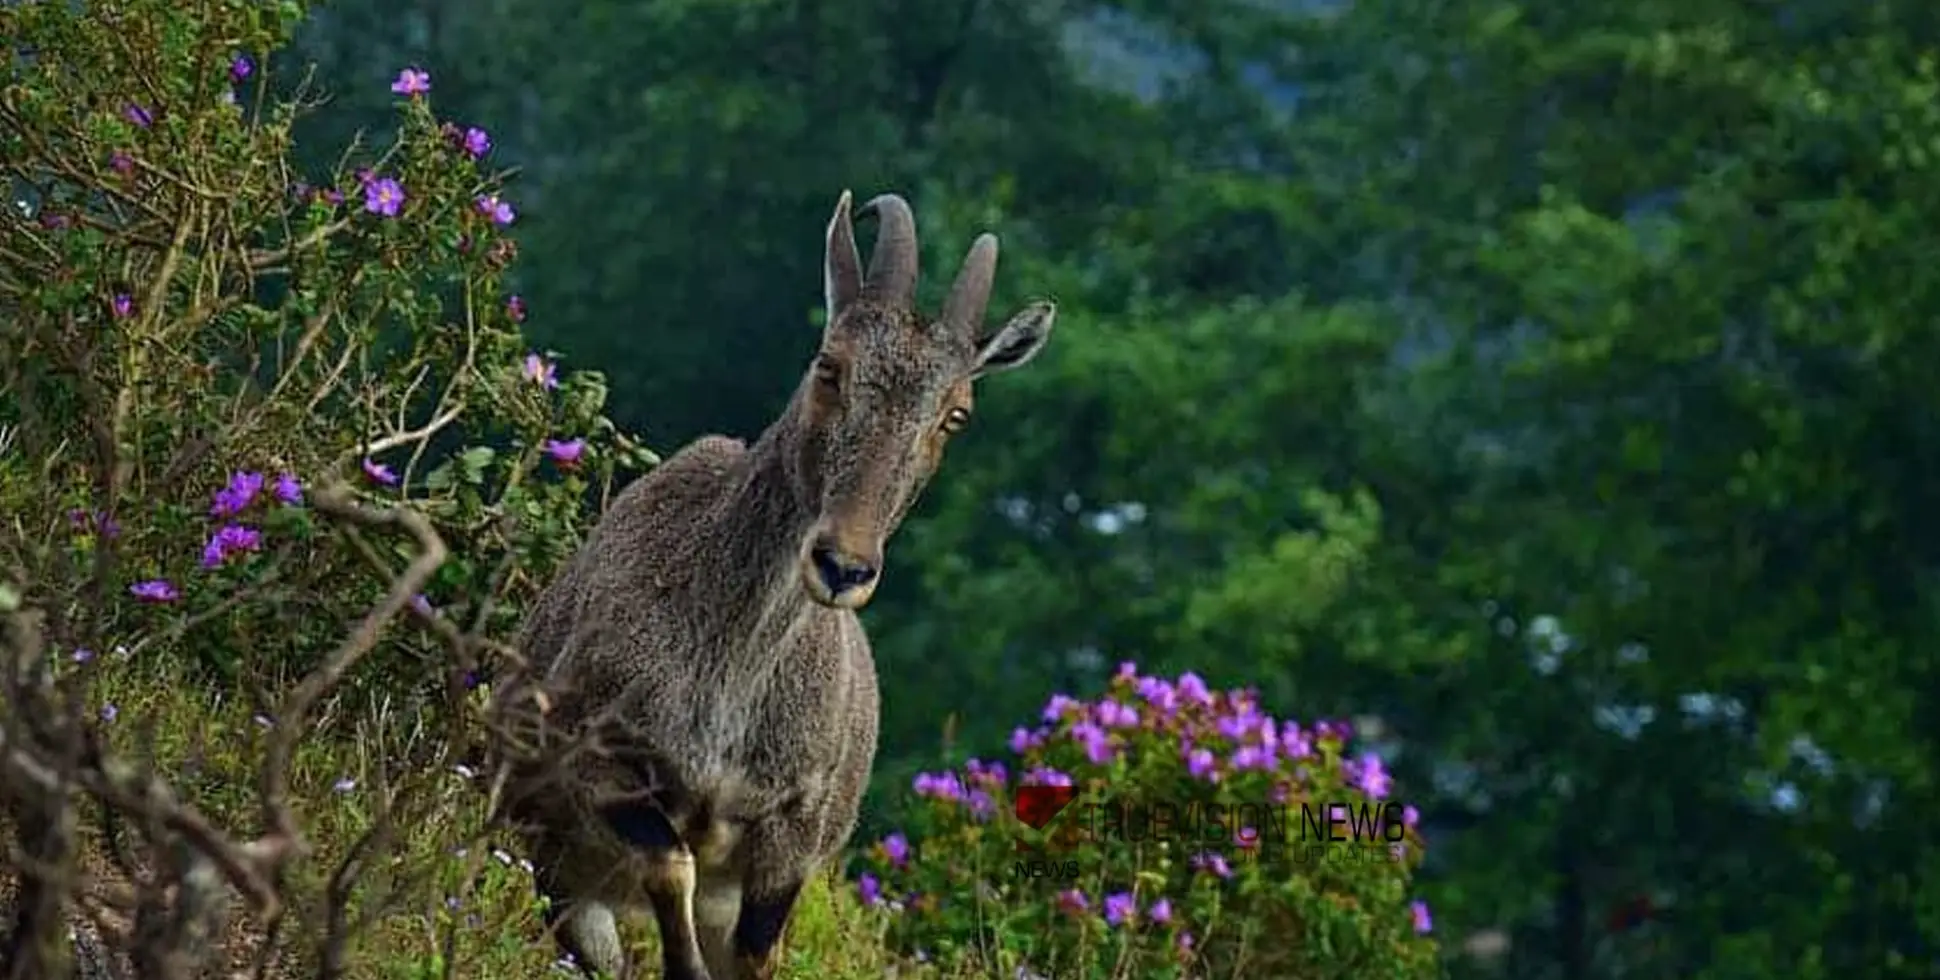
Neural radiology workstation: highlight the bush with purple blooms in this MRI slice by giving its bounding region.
[0,2,662,974]
[0,0,656,695]
[857,663,1441,979]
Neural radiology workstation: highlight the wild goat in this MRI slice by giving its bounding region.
[491,190,1057,980]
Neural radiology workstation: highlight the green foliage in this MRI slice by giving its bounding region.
[859,666,1438,980]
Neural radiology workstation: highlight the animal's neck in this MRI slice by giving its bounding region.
[710,388,819,637]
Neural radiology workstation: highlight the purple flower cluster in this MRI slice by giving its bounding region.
[343,68,520,223]
[911,760,1003,821]
[862,662,1437,961]
[129,469,302,602]
[1004,664,1348,792]
[521,349,589,467]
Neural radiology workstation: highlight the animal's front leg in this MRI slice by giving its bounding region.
[643,848,713,980]
[602,802,714,980]
[732,816,819,980]
[732,880,802,980]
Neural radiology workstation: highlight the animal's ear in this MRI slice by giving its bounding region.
[972,300,1057,379]
[824,189,861,326]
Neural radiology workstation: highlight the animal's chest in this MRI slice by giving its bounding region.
[661,627,854,783]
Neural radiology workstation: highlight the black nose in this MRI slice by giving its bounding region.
[811,544,878,596]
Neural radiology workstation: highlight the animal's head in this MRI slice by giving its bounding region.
[791,190,1056,610]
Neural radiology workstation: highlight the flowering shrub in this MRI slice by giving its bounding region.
[0,0,655,697]
[0,2,656,972]
[858,664,1440,979]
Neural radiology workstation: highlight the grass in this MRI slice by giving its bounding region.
[65,657,969,979]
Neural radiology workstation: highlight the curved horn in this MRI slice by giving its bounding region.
[857,193,919,304]
[941,233,999,336]
[824,190,861,319]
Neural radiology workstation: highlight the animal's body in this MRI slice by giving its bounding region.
[493,190,1057,980]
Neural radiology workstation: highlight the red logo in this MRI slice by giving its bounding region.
[1014,785,1078,851]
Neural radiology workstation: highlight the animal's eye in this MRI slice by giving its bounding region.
[941,406,972,433]
[813,356,842,388]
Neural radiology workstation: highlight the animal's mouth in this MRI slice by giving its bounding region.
[799,528,882,610]
[798,560,878,610]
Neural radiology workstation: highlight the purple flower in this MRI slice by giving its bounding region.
[361,459,398,486]
[1410,899,1433,934]
[1149,898,1172,924]
[542,438,585,466]
[912,771,966,802]
[522,353,558,389]
[506,295,527,323]
[1069,721,1115,765]
[1135,676,1179,715]
[390,67,431,96]
[1189,852,1233,879]
[1103,892,1136,927]
[364,177,405,217]
[966,789,997,821]
[1216,709,1259,742]
[857,873,882,907]
[1055,889,1088,914]
[1008,727,1042,755]
[882,833,909,868]
[1022,766,1073,788]
[109,151,134,176]
[210,471,264,517]
[1094,699,1139,729]
[1232,742,1278,771]
[411,594,434,617]
[123,104,153,128]
[1042,694,1080,723]
[321,187,345,206]
[474,193,516,226]
[461,126,491,159]
[1349,752,1391,799]
[965,758,1008,788]
[200,523,262,568]
[1176,672,1213,706]
[273,472,302,505]
[129,580,179,603]
[100,704,118,723]
[72,648,94,664]
[1185,747,1218,782]
[1403,804,1420,828]
[1279,721,1313,759]
[110,294,133,318]
[230,55,254,82]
